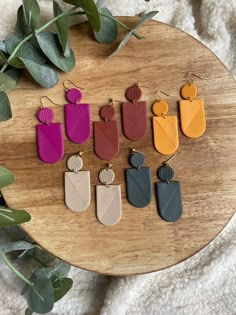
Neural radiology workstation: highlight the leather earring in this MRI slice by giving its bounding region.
[96,163,122,226]
[125,149,152,208]
[93,99,119,160]
[179,73,206,138]
[155,154,183,222]
[122,83,147,141]
[64,151,91,212]
[36,96,64,164]
[152,91,179,155]
[63,80,91,144]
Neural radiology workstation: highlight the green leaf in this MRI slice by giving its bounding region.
[19,58,59,88]
[110,11,158,57]
[36,32,75,72]
[0,72,17,93]
[23,0,41,30]
[94,8,118,44]
[15,5,33,37]
[5,36,46,65]
[0,91,12,121]
[25,308,33,315]
[0,206,31,227]
[0,166,14,189]
[0,241,35,254]
[26,268,54,314]
[53,1,70,57]
[5,68,22,85]
[63,0,101,31]
[53,278,73,302]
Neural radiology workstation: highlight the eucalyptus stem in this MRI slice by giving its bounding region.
[1,253,34,286]
[0,6,78,73]
[100,12,143,40]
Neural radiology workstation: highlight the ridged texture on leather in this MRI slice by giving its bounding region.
[156,181,183,222]
[126,167,152,208]
[122,101,147,141]
[93,121,119,160]
[179,99,206,138]
[153,115,179,155]
[65,171,91,212]
[96,185,122,226]
[36,123,64,164]
[65,103,91,144]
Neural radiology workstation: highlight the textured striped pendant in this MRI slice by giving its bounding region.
[64,154,91,212]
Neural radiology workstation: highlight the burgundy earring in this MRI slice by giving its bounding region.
[93,99,119,160]
[122,83,147,141]
[36,96,64,164]
[64,80,91,144]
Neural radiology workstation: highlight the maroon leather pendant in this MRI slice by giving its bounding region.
[122,85,147,141]
[93,104,119,160]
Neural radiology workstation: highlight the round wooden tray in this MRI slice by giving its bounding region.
[1,18,236,275]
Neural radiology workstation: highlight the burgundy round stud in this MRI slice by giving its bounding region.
[37,108,54,124]
[66,88,82,104]
[100,105,115,121]
[125,85,142,102]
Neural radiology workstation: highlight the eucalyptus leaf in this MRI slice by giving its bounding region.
[53,1,70,57]
[0,166,14,190]
[23,0,41,30]
[109,10,158,57]
[25,308,33,315]
[0,72,17,93]
[20,58,59,88]
[0,206,31,227]
[0,41,7,53]
[26,268,55,314]
[94,8,118,44]
[0,241,35,254]
[53,278,73,302]
[63,0,101,31]
[16,5,33,37]
[5,68,22,85]
[5,35,46,65]
[36,32,75,72]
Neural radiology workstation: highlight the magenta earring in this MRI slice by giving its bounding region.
[63,80,91,144]
[36,96,64,164]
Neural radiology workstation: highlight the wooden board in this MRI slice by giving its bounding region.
[1,18,236,275]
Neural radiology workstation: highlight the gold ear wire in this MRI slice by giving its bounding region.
[40,96,62,108]
[63,80,85,91]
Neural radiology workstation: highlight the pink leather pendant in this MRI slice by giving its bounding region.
[36,107,64,164]
[64,88,91,144]
[93,104,119,160]
[122,85,147,141]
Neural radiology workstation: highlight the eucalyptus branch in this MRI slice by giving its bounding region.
[0,6,78,73]
[100,12,143,40]
[1,253,34,286]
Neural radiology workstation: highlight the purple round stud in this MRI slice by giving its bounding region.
[37,108,54,124]
[66,88,82,104]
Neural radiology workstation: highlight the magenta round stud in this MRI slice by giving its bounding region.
[37,108,54,123]
[66,88,82,104]
[100,105,115,121]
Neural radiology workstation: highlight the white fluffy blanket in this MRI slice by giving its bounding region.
[1,1,236,314]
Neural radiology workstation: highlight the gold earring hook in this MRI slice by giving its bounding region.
[63,80,85,91]
[163,153,177,165]
[155,90,171,100]
[40,96,62,108]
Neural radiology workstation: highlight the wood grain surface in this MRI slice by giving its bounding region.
[1,18,236,275]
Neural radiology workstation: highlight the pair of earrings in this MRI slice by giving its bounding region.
[36,81,91,164]
[126,149,183,222]
[152,73,206,155]
[64,152,122,227]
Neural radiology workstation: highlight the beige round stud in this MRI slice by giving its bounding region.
[181,83,198,99]
[152,100,169,116]
[99,168,115,185]
[67,155,83,172]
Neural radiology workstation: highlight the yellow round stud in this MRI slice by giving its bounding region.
[152,100,169,116]
[181,83,197,100]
